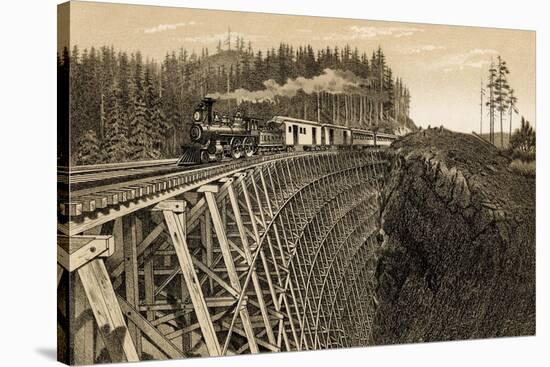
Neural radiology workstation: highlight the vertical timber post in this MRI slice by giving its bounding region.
[200,183,260,354]
[78,259,139,362]
[161,200,222,356]
[122,215,142,356]
[227,174,278,347]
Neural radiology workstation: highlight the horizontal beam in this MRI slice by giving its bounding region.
[138,297,247,312]
[150,200,186,213]
[57,235,114,272]
[197,184,220,193]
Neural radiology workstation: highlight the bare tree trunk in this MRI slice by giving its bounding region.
[364,96,367,126]
[396,95,399,123]
[368,98,372,126]
[355,95,358,124]
[359,95,363,125]
[509,109,513,138]
[336,94,340,124]
[375,99,379,125]
[479,80,483,135]
[351,95,355,125]
[353,95,357,125]
[100,93,105,140]
[350,95,353,126]
[332,93,336,123]
[173,127,177,156]
[500,110,504,147]
[317,92,321,123]
[344,94,348,126]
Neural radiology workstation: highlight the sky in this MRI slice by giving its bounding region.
[62,1,536,133]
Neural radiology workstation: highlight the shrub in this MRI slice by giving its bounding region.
[510,149,536,162]
[510,159,535,177]
[509,117,536,154]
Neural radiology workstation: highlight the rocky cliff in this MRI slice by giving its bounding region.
[372,128,535,344]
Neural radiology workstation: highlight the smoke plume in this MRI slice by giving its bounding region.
[207,68,370,104]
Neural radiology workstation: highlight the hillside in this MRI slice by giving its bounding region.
[372,128,535,344]
[480,132,510,148]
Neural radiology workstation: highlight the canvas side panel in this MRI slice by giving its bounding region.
[57,2,70,365]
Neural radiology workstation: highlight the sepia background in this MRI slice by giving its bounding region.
[62,1,535,134]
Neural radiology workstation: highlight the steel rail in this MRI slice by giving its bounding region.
[59,158,179,174]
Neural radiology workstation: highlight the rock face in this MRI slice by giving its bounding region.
[372,128,535,345]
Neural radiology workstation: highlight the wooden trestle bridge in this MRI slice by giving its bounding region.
[57,150,386,364]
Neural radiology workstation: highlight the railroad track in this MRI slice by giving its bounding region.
[57,158,180,185]
[57,152,311,219]
[57,149,386,229]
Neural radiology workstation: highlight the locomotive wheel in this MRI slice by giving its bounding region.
[243,137,257,158]
[200,150,210,164]
[207,141,217,155]
[230,137,243,159]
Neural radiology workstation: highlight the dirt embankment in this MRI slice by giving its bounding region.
[372,128,535,345]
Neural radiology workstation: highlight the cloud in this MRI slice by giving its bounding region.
[399,44,446,54]
[143,21,197,34]
[176,32,266,44]
[349,25,423,39]
[446,48,498,68]
[308,25,423,41]
[433,48,499,72]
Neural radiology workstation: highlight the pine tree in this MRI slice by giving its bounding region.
[103,88,130,162]
[128,96,150,160]
[77,130,102,164]
[510,117,535,153]
[507,88,518,139]
[494,56,510,147]
[58,47,71,166]
[150,97,168,157]
[118,52,131,111]
[144,65,166,158]
[486,60,498,144]
[384,67,395,120]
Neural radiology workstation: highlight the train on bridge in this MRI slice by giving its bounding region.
[178,97,398,165]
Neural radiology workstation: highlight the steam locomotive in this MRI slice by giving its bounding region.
[177,97,397,165]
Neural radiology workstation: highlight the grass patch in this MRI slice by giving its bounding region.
[510,159,536,177]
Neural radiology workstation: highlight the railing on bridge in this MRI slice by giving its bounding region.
[57,150,387,364]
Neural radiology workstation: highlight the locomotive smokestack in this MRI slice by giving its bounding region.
[202,97,215,123]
